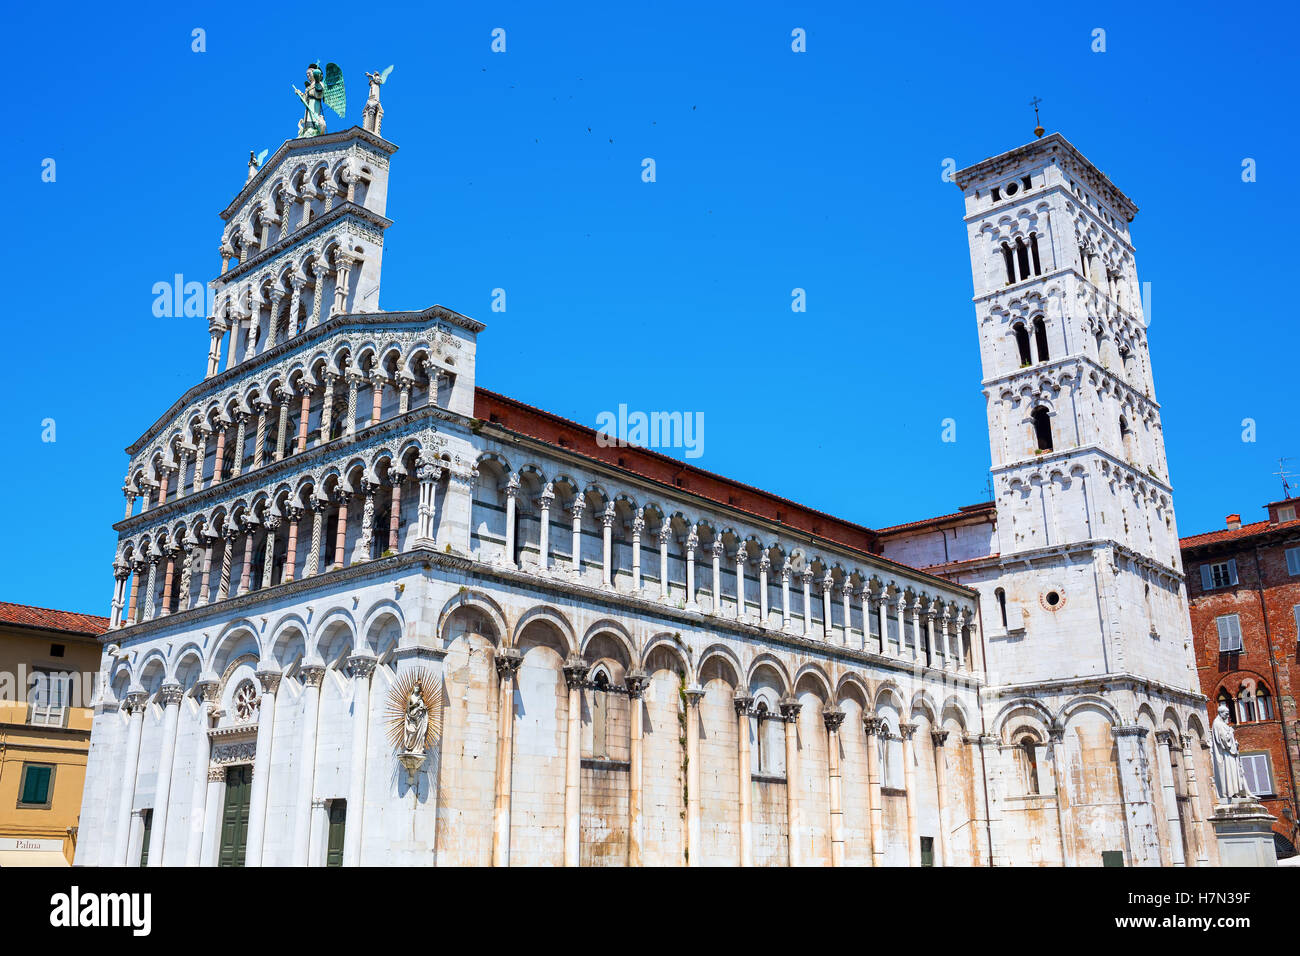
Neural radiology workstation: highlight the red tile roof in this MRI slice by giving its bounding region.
[1180,516,1300,550]
[875,501,997,536]
[0,602,109,637]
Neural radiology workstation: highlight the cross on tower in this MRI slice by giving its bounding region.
[1030,96,1044,138]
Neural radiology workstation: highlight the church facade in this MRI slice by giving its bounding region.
[75,98,1213,866]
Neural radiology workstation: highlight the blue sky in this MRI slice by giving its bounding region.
[2,0,1295,615]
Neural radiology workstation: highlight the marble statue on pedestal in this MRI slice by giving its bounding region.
[1211,703,1254,802]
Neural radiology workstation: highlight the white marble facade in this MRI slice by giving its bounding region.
[75,127,1210,867]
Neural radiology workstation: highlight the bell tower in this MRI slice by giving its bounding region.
[954,132,1195,692]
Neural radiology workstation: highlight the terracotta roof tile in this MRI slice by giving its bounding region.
[0,601,109,636]
[1180,516,1300,549]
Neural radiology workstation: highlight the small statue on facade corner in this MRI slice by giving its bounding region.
[401,679,429,754]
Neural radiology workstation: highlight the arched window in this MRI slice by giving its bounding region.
[591,669,610,758]
[1001,243,1015,284]
[1032,316,1049,361]
[754,699,771,773]
[1217,689,1237,724]
[1119,415,1134,461]
[1031,407,1054,452]
[1013,324,1032,366]
[995,587,1008,628]
[1015,237,1031,280]
[1029,232,1042,275]
[1257,685,1274,721]
[1237,683,1259,723]
[1015,732,1041,794]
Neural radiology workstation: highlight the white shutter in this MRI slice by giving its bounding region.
[1200,565,1213,590]
[1294,604,1300,637]
[1217,617,1232,651]
[1286,548,1300,576]
[1227,559,1239,585]
[1217,615,1242,652]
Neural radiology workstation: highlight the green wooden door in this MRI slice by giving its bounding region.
[218,765,253,867]
[1102,849,1125,867]
[325,800,347,867]
[920,836,934,867]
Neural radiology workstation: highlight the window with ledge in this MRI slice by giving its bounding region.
[1015,732,1041,794]
[17,763,54,809]
[1215,613,1243,653]
[27,668,72,728]
[1200,560,1238,590]
[1241,752,1274,797]
[1277,505,1296,523]
[1286,547,1300,576]
[995,587,1008,628]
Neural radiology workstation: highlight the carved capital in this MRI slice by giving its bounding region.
[624,669,648,699]
[899,722,918,740]
[562,656,590,690]
[494,647,523,680]
[157,682,184,706]
[733,691,754,716]
[779,696,802,721]
[931,729,950,747]
[347,654,377,680]
[299,664,327,688]
[823,706,845,732]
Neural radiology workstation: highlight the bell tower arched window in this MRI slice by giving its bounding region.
[1031,407,1054,452]
[1013,324,1032,365]
[1032,316,1049,362]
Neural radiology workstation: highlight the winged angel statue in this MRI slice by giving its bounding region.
[292,62,346,138]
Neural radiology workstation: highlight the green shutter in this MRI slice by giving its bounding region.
[920,836,934,867]
[326,801,347,867]
[1102,850,1124,867]
[20,765,52,805]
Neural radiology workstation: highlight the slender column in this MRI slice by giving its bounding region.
[109,565,128,628]
[781,697,802,866]
[145,683,184,867]
[780,559,792,631]
[309,262,326,326]
[1050,725,1075,867]
[821,571,834,640]
[841,583,853,646]
[492,649,523,867]
[562,657,589,867]
[932,729,951,867]
[342,655,376,867]
[684,526,699,607]
[142,553,160,621]
[185,681,219,866]
[537,483,553,571]
[296,386,311,454]
[825,707,845,866]
[396,374,413,414]
[801,567,814,637]
[658,520,671,601]
[292,665,326,867]
[274,395,291,461]
[387,474,404,553]
[306,499,327,576]
[230,413,247,477]
[369,370,385,424]
[710,537,724,612]
[900,722,920,866]
[211,424,226,483]
[335,494,351,567]
[287,276,306,337]
[630,510,644,591]
[600,503,614,586]
[244,670,280,867]
[735,547,747,620]
[215,529,235,602]
[265,292,284,349]
[260,517,280,588]
[125,562,142,624]
[252,402,269,470]
[200,767,225,867]
[159,549,176,616]
[331,253,353,316]
[569,496,586,577]
[626,671,647,866]
[236,521,256,596]
[863,717,885,866]
[318,373,336,445]
[1112,724,1161,866]
[878,592,891,656]
[123,487,137,519]
[1155,730,1187,867]
[502,473,519,567]
[177,451,191,498]
[910,599,924,662]
[896,595,908,658]
[735,692,754,867]
[345,373,362,436]
[206,328,222,378]
[1180,734,1209,866]
[352,481,376,564]
[225,316,240,368]
[197,537,214,605]
[157,467,170,505]
[927,602,942,668]
[758,553,770,624]
[685,686,704,866]
[112,693,148,866]
[282,507,301,583]
[417,461,443,544]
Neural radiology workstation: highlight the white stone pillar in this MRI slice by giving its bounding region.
[243,670,280,866]
[932,729,951,867]
[342,655,376,866]
[1155,730,1187,867]
[781,697,802,866]
[569,496,586,578]
[562,657,588,867]
[841,584,853,646]
[630,510,644,592]
[185,681,219,866]
[1113,724,1162,866]
[112,692,147,866]
[417,460,442,544]
[685,686,703,866]
[1050,725,1075,867]
[145,683,184,867]
[658,520,671,601]
[492,649,522,867]
[879,592,892,656]
[292,665,326,866]
[821,571,834,640]
[735,547,748,620]
[537,483,553,572]
[684,527,699,608]
[910,598,923,662]
[626,671,647,866]
[901,722,920,866]
[502,473,519,568]
[710,537,724,613]
[826,707,846,866]
[780,560,792,631]
[801,568,814,637]
[600,502,614,587]
[735,692,754,867]
[200,767,225,867]
[758,554,771,624]
[864,716,886,866]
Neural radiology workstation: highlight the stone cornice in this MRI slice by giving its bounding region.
[105,546,985,692]
[991,443,1173,497]
[994,538,1184,584]
[983,353,1160,416]
[221,126,398,221]
[985,672,1204,705]
[125,306,484,456]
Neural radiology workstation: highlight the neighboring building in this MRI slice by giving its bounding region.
[1181,497,1300,859]
[0,602,107,865]
[74,88,1208,866]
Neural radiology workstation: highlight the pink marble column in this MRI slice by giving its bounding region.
[387,475,403,552]
[160,550,176,616]
[296,387,311,454]
[333,493,350,568]
[211,427,227,484]
[283,508,302,583]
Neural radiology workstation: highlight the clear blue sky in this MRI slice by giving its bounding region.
[2,0,1295,616]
